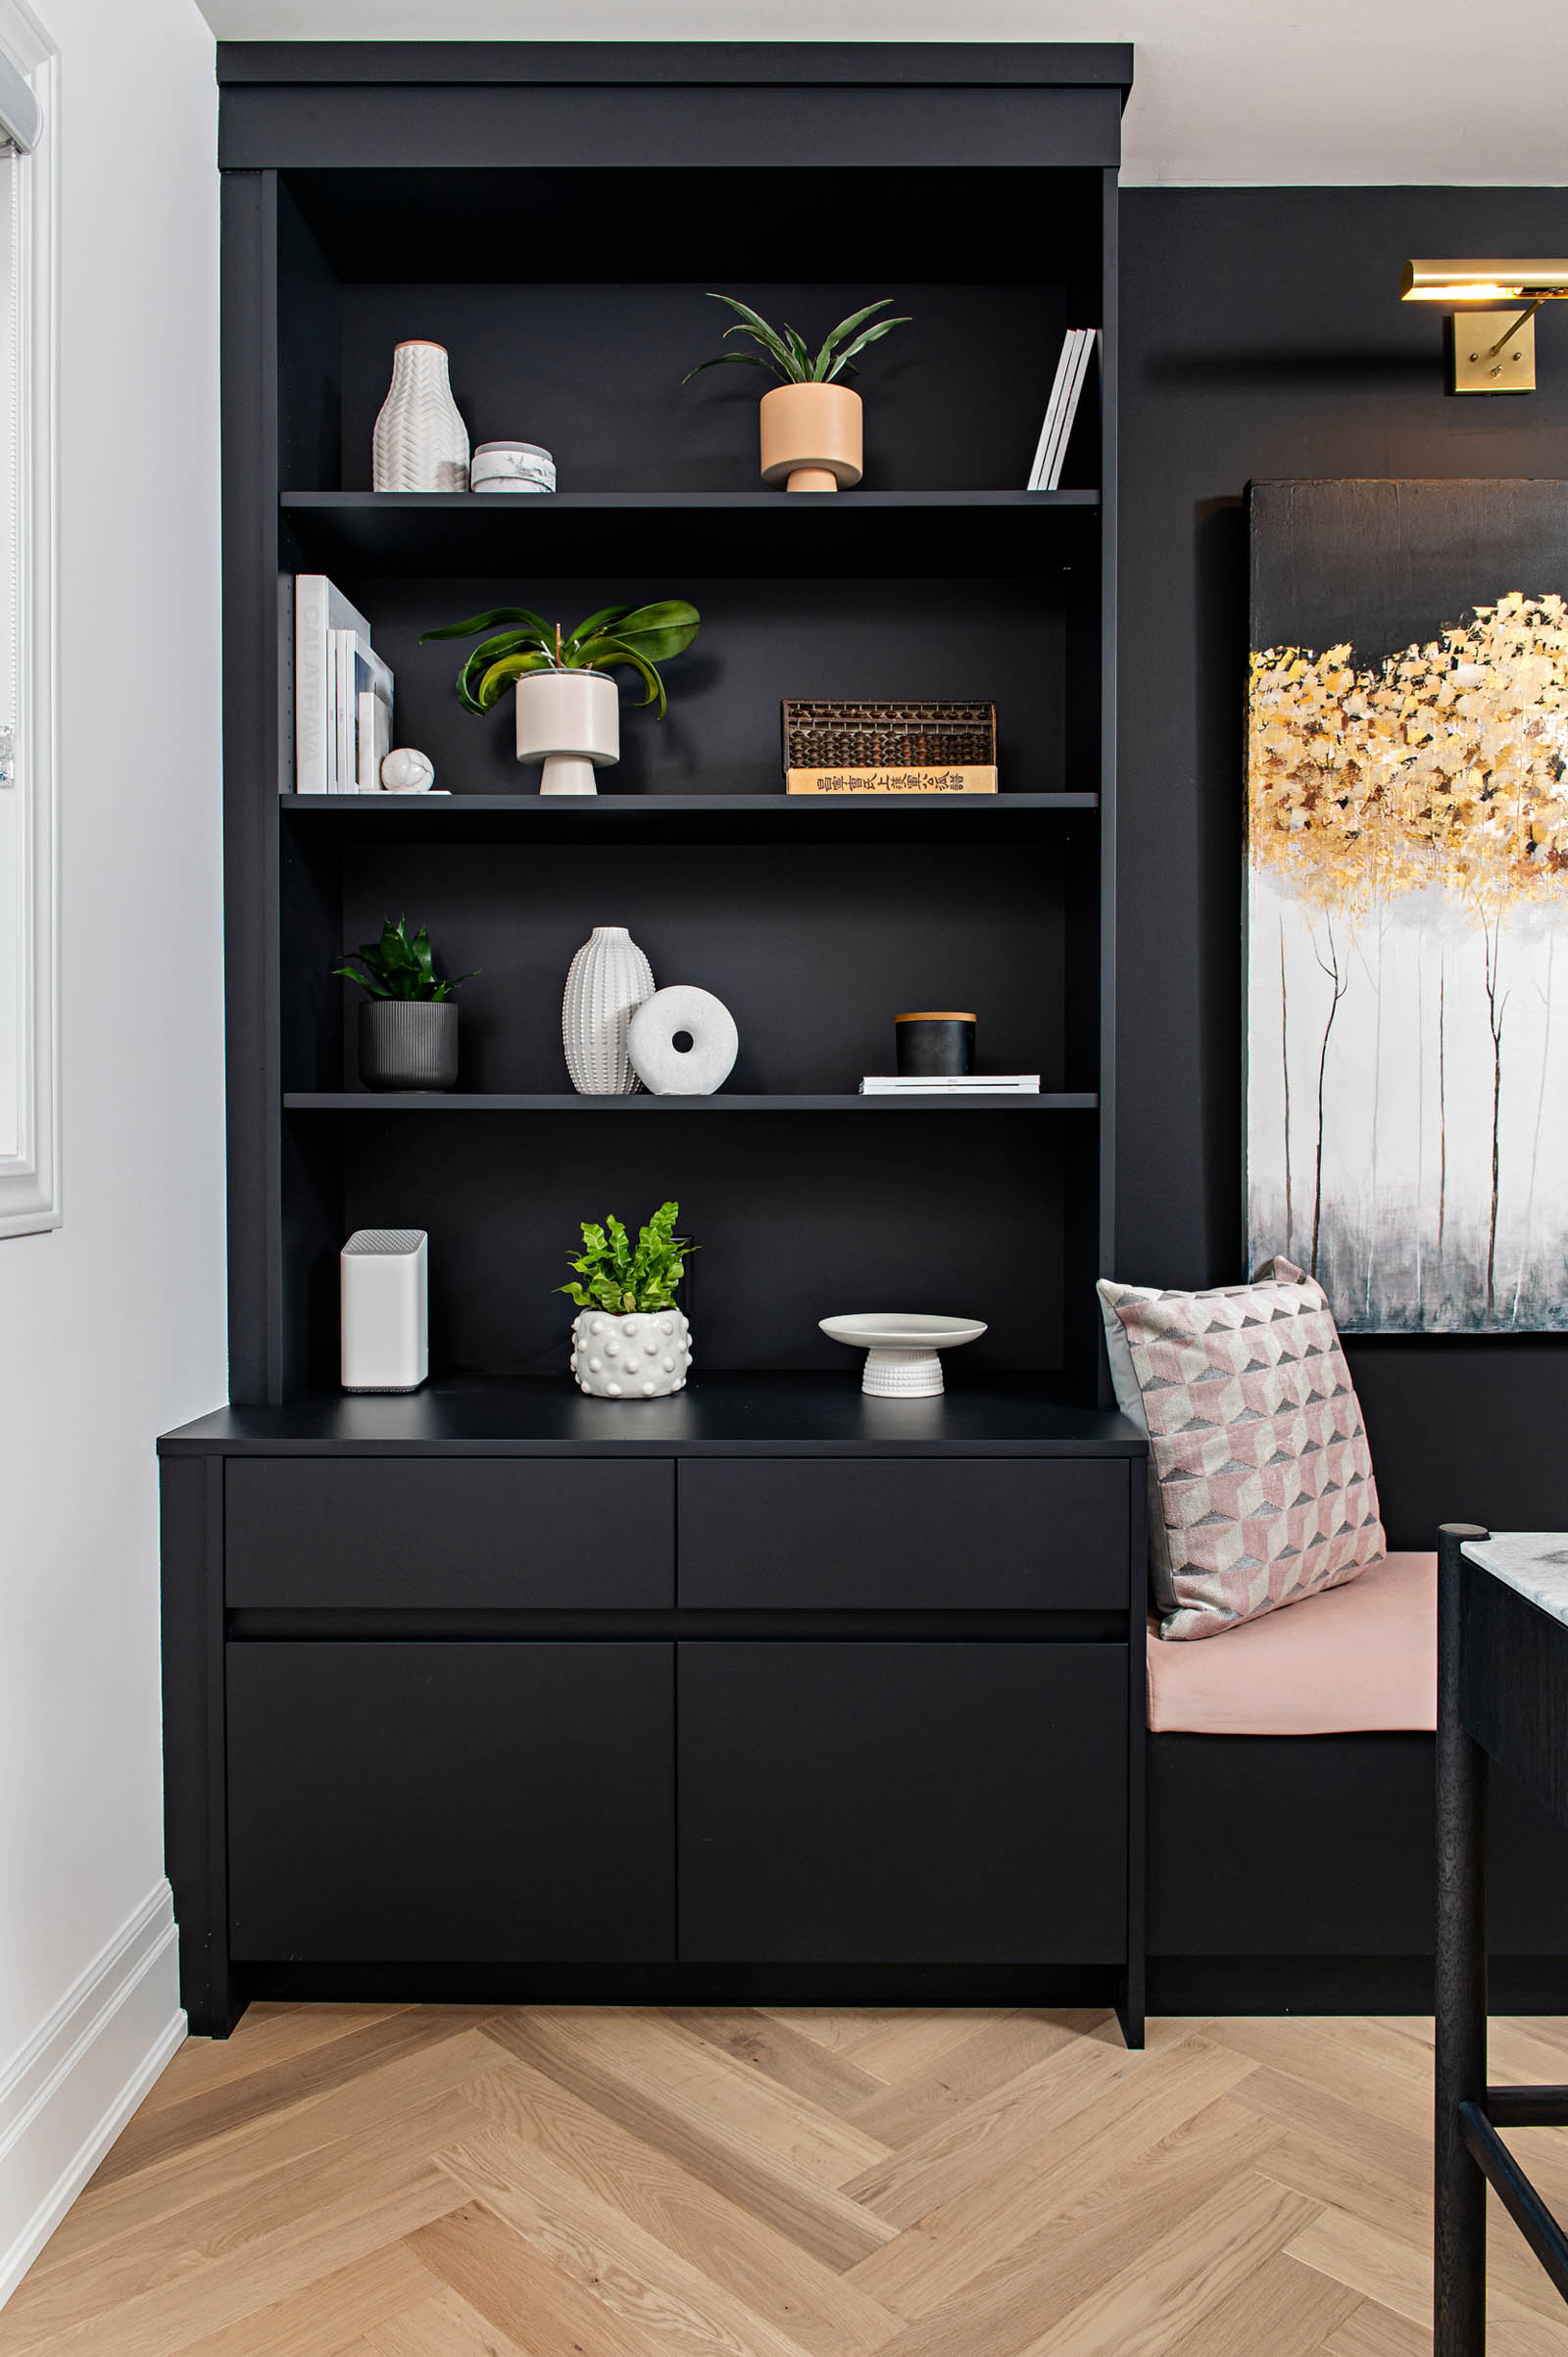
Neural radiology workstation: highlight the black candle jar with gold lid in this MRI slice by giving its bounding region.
[895,1011,976,1078]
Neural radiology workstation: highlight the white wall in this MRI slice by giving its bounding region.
[0,0,222,2300]
[191,0,1568,189]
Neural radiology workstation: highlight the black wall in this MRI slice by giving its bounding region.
[1119,188,1568,1547]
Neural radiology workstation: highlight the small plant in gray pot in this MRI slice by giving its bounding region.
[334,915,477,1092]
[560,1201,695,1399]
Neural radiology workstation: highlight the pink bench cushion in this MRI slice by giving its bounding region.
[1146,1550,1437,1735]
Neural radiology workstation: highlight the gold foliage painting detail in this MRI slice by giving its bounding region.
[1250,593,1568,917]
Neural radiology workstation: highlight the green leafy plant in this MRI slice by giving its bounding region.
[559,1201,694,1315]
[683,294,911,387]
[333,914,477,1003]
[419,600,701,720]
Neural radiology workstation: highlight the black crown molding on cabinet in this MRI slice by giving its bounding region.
[216,42,1136,90]
[217,42,1133,174]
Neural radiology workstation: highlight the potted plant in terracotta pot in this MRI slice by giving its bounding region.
[419,599,701,796]
[334,915,477,1091]
[685,293,911,492]
[561,1201,695,1399]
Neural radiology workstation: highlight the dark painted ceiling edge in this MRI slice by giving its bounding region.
[214,41,1136,93]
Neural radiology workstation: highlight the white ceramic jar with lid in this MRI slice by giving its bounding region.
[470,440,556,494]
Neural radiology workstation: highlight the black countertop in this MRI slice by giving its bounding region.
[160,1372,1146,1458]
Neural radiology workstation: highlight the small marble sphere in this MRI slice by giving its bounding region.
[569,1308,691,1399]
[380,746,436,793]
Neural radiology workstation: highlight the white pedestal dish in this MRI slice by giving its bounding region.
[819,1312,988,1397]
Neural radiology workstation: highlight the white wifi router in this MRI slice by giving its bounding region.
[341,1229,428,1393]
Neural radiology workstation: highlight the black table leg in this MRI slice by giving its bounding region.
[1436,1521,1492,2357]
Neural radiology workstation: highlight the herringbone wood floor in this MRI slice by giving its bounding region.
[5,2003,1568,2355]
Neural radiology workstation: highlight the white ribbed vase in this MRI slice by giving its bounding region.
[371,341,469,493]
[562,925,655,1095]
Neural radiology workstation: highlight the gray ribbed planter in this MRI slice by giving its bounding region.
[359,999,459,1091]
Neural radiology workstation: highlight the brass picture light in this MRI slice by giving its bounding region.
[1400,259,1568,392]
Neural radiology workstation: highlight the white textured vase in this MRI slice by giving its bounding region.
[562,925,655,1095]
[570,1309,691,1399]
[515,669,619,797]
[371,341,469,493]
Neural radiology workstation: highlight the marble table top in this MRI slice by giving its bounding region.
[1462,1533,1568,1629]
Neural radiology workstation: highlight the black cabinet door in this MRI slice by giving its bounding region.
[225,1459,673,1608]
[678,1641,1126,1963]
[678,1460,1128,1609]
[227,1642,673,1960]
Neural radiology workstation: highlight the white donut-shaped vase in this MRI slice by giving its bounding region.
[627,984,738,1096]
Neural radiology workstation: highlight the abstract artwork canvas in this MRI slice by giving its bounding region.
[1247,480,1568,1332]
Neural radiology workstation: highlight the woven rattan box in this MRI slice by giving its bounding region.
[781,699,998,795]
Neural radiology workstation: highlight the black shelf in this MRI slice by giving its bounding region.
[160,1370,1145,1458]
[279,489,1101,576]
[282,791,1100,845]
[284,1092,1098,1113]
[286,793,1098,813]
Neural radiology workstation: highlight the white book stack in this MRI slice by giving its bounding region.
[859,1076,1042,1095]
[293,574,394,792]
[1025,328,1098,492]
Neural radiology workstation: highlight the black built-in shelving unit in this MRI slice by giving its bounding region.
[218,41,1125,1400]
[166,43,1147,2042]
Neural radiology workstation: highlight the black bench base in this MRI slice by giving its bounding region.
[1151,1731,1568,2001]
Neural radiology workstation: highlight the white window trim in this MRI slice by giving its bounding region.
[0,0,57,1238]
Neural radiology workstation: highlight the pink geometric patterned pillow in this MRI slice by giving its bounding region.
[1096,1257,1385,1642]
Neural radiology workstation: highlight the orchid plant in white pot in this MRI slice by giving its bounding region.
[420,598,702,795]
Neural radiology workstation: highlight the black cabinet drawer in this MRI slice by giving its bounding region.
[678,1641,1127,1963]
[678,1459,1128,1609]
[225,1458,672,1608]
[227,1641,674,1960]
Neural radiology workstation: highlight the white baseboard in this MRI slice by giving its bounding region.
[0,1881,185,2308]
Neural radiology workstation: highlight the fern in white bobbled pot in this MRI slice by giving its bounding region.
[560,1202,695,1399]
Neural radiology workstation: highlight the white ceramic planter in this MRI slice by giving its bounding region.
[570,1309,691,1399]
[371,340,469,493]
[514,668,619,797]
[562,925,655,1095]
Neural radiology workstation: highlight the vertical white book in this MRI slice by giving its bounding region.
[1026,330,1085,492]
[294,573,372,794]
[1036,329,1098,492]
[1031,334,1076,490]
[354,642,393,788]
[328,627,355,793]
[358,688,391,790]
